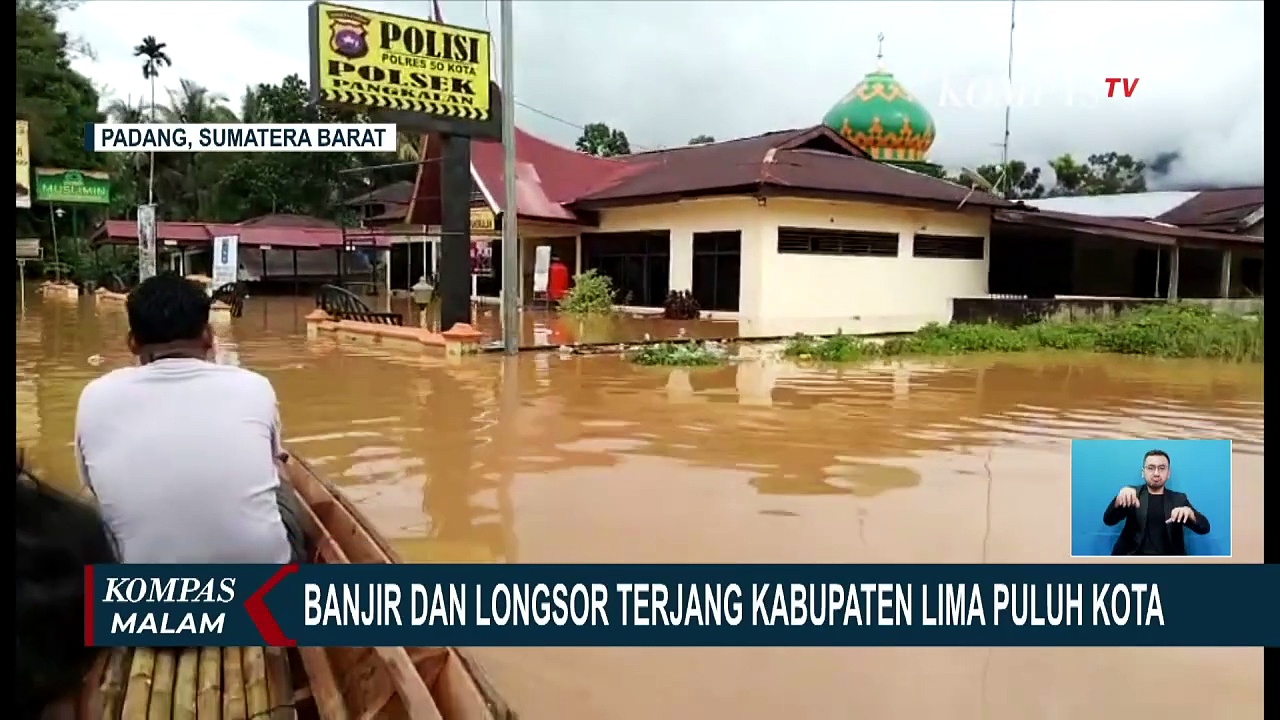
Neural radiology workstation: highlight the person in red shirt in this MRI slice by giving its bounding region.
[547,255,571,303]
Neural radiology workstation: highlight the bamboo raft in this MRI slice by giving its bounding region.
[75,451,516,720]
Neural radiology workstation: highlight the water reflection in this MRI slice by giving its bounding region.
[15,293,1265,720]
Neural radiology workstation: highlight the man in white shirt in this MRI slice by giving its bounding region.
[74,274,305,564]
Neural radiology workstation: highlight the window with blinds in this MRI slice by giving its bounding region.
[912,234,986,260]
[776,227,899,257]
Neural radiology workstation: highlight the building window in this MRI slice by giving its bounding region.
[692,231,741,312]
[777,227,899,257]
[580,231,671,307]
[912,234,986,260]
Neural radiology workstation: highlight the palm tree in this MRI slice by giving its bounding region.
[239,85,263,124]
[159,80,233,220]
[133,36,171,205]
[105,97,150,209]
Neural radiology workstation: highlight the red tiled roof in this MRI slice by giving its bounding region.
[91,219,392,248]
[1156,187,1264,230]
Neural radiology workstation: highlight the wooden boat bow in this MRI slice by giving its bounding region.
[77,450,517,720]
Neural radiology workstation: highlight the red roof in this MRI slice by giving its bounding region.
[237,213,339,229]
[406,123,638,225]
[91,217,392,249]
[408,123,1010,226]
[471,128,641,222]
[576,126,1011,211]
[1155,187,1264,231]
[996,207,1263,247]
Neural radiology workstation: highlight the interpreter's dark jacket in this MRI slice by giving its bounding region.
[1102,484,1211,556]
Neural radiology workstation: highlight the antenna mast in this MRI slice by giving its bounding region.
[999,0,1017,198]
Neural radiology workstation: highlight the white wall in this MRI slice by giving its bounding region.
[595,197,764,313]
[595,196,991,335]
[757,198,990,335]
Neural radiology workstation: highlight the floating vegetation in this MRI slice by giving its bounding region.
[783,304,1263,364]
[630,340,729,367]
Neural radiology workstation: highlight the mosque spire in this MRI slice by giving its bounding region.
[876,32,886,71]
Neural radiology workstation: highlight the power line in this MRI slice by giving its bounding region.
[478,0,659,152]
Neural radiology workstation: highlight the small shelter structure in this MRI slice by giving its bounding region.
[90,213,394,295]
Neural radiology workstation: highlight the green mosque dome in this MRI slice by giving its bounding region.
[822,56,936,164]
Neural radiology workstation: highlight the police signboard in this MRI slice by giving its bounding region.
[308,2,500,138]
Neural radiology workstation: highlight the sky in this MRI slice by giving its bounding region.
[60,0,1264,191]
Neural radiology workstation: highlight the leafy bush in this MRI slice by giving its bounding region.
[558,270,616,316]
[782,304,1263,364]
[630,341,726,366]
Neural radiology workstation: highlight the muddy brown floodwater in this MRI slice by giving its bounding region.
[17,292,1264,720]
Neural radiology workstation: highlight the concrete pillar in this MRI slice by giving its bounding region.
[668,229,694,292]
[1219,248,1233,298]
[383,247,392,297]
[1167,243,1181,301]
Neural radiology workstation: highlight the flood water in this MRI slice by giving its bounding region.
[17,292,1264,720]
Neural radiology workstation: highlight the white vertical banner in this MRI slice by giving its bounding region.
[211,234,240,290]
[136,204,157,281]
[533,245,551,294]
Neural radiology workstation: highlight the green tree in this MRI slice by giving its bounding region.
[16,0,106,241]
[688,134,715,145]
[104,97,150,215]
[155,79,235,221]
[239,84,264,123]
[133,35,172,204]
[576,122,631,157]
[214,74,375,222]
[974,160,1047,200]
[1046,152,1147,196]
[914,164,951,181]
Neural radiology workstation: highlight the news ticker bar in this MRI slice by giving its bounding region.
[85,563,1280,648]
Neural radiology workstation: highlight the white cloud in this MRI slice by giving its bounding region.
[62,0,1264,188]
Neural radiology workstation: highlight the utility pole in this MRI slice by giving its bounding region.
[499,0,520,354]
[999,0,1017,199]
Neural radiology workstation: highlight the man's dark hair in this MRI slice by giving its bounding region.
[125,273,212,346]
[1143,449,1170,466]
[16,450,119,719]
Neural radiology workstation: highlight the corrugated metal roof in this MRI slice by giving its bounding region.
[1025,192,1200,219]
[92,220,392,248]
[1155,187,1264,229]
[573,126,1011,211]
[996,208,1263,247]
[409,123,1011,224]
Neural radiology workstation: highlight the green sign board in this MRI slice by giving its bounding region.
[34,168,110,205]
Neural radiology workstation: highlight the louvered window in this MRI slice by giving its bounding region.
[776,227,899,257]
[912,234,985,260]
